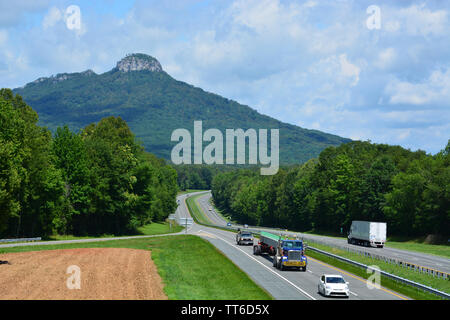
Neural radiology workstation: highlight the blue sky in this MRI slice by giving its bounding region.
[0,0,449,154]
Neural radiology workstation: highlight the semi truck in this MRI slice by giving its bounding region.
[347,221,387,248]
[253,231,307,271]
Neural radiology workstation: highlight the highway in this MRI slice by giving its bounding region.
[177,192,410,300]
[195,191,450,275]
[2,191,442,300]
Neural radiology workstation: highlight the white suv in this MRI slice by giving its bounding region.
[318,274,349,298]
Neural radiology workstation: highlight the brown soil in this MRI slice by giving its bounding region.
[0,248,167,300]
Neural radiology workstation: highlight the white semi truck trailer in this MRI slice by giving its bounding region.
[347,221,387,248]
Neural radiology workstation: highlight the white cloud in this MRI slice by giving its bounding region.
[339,54,360,86]
[375,48,396,70]
[191,30,243,67]
[384,3,448,36]
[400,4,448,36]
[42,7,62,29]
[309,54,361,88]
[386,67,450,105]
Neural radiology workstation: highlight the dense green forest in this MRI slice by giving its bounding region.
[0,89,178,238]
[173,164,249,190]
[212,141,450,238]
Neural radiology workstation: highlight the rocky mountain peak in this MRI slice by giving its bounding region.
[115,53,163,73]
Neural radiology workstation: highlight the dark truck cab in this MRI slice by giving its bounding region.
[274,238,307,271]
[254,231,307,271]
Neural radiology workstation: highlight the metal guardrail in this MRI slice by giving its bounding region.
[185,193,450,299]
[305,245,450,300]
[301,236,450,280]
[0,237,42,243]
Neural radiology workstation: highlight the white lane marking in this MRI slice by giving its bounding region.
[349,291,358,296]
[307,270,313,274]
[200,230,316,300]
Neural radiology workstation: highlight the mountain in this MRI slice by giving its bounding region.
[12,53,351,164]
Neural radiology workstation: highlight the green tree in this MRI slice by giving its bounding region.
[0,89,65,237]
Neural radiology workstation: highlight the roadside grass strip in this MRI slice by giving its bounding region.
[0,235,272,300]
[306,242,449,300]
[384,241,450,260]
[44,222,184,241]
[301,231,450,260]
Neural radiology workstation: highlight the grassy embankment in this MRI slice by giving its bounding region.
[385,241,450,259]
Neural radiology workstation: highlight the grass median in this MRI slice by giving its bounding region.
[185,194,240,235]
[185,193,215,225]
[0,235,272,300]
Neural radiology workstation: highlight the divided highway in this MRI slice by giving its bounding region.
[195,192,450,275]
[177,192,410,300]
[2,191,442,300]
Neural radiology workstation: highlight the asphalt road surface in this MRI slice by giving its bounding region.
[178,192,409,300]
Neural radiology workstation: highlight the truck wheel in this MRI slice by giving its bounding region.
[277,259,281,270]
